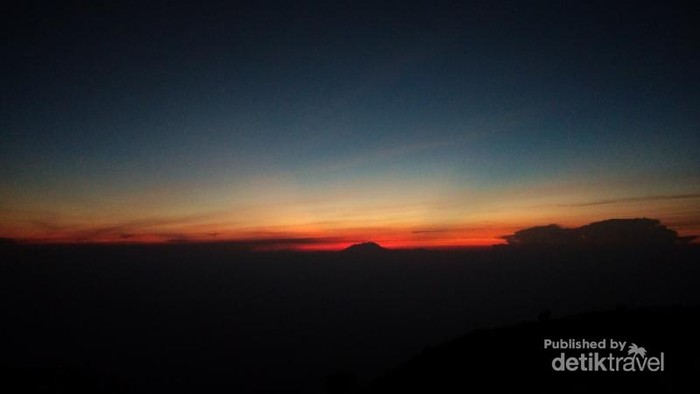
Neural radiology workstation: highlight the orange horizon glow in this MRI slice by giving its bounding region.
[3,218,697,251]
[0,228,511,250]
[2,177,699,250]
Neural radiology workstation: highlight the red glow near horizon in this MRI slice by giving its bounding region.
[8,232,508,251]
[3,215,698,250]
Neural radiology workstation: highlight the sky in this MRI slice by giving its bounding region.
[1,1,699,249]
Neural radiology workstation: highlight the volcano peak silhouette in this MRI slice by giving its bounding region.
[342,242,387,253]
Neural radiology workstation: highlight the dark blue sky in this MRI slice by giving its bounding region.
[2,1,699,245]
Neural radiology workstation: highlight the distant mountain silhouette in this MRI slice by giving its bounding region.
[342,242,388,253]
[0,238,18,247]
[502,218,695,247]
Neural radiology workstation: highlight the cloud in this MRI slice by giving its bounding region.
[502,218,696,246]
[161,236,345,251]
[230,237,342,247]
[23,213,223,243]
[412,227,486,234]
[561,193,700,207]
[31,220,78,232]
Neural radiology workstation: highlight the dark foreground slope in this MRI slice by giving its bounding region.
[0,243,698,393]
[371,305,700,393]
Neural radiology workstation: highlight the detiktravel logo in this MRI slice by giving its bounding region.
[544,338,664,372]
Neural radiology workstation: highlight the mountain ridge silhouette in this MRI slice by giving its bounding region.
[342,242,388,253]
[371,304,700,393]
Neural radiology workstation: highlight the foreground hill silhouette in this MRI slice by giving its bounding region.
[371,305,700,393]
[0,219,698,393]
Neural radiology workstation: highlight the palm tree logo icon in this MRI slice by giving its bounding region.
[628,343,647,358]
